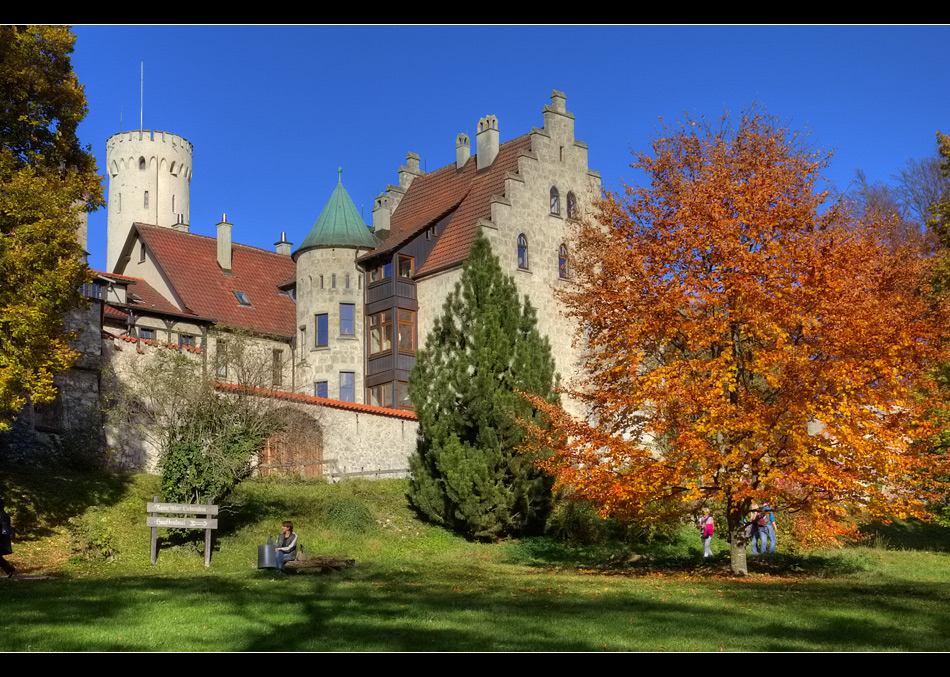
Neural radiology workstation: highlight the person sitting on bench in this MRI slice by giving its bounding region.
[275,521,297,571]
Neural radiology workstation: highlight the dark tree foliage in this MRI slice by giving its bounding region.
[408,232,558,540]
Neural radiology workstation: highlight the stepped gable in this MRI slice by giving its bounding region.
[294,171,378,257]
[135,224,297,339]
[361,135,532,277]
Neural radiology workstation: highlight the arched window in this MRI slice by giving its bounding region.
[138,157,146,171]
[567,192,577,220]
[518,234,529,270]
[558,244,569,279]
[550,187,560,215]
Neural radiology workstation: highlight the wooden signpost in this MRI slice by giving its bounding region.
[147,497,219,567]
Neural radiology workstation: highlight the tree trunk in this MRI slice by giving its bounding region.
[727,502,749,576]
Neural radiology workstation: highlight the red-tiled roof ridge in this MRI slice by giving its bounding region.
[416,135,532,277]
[359,135,533,277]
[213,382,418,421]
[134,224,297,339]
[134,222,292,259]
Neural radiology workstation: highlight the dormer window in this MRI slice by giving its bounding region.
[233,291,252,306]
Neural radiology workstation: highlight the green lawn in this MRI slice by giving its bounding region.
[1,471,949,651]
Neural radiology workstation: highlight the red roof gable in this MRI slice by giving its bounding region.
[96,271,198,319]
[135,224,297,339]
[361,135,533,277]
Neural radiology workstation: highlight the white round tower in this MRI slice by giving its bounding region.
[105,129,193,272]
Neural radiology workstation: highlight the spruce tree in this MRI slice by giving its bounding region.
[408,231,558,540]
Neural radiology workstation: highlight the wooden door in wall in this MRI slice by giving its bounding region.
[259,410,323,477]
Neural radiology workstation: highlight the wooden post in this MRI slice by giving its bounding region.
[150,495,158,565]
[204,498,212,567]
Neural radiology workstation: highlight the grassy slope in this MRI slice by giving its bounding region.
[1,470,949,651]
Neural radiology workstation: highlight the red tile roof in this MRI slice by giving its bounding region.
[361,135,533,278]
[135,225,297,339]
[96,271,199,320]
[213,382,418,420]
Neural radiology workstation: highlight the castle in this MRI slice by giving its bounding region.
[22,90,601,476]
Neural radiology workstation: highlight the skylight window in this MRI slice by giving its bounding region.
[233,291,252,306]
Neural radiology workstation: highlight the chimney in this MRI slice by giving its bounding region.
[476,115,499,170]
[275,231,292,256]
[372,192,391,238]
[217,214,232,273]
[456,133,470,170]
[173,213,190,233]
[398,152,424,190]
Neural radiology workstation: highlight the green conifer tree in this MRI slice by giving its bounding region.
[408,232,558,539]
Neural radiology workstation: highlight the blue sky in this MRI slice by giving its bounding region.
[70,25,950,272]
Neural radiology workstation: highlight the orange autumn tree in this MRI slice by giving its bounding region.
[524,111,948,575]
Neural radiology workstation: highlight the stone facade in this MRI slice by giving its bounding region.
[17,90,599,476]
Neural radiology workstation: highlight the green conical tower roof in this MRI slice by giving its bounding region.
[294,169,378,258]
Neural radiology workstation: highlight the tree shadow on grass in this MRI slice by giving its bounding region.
[0,467,133,542]
[858,519,950,553]
[503,537,871,578]
[1,567,948,651]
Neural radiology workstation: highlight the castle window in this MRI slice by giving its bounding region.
[320,275,324,289]
[233,291,252,306]
[398,310,415,353]
[370,261,393,283]
[332,274,337,289]
[316,314,328,347]
[369,310,393,356]
[398,255,413,279]
[272,349,283,388]
[559,244,569,279]
[345,273,350,289]
[315,381,328,398]
[518,234,529,270]
[300,326,307,351]
[550,187,560,215]
[567,192,577,220]
[139,157,146,171]
[144,191,149,208]
[368,383,393,408]
[340,372,355,403]
[398,382,413,411]
[340,303,355,335]
[216,340,227,378]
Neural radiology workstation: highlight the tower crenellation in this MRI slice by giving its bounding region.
[105,129,193,272]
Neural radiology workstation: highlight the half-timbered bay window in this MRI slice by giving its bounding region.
[369,310,393,356]
[398,255,413,279]
[368,383,394,408]
[397,382,413,411]
[398,310,415,352]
